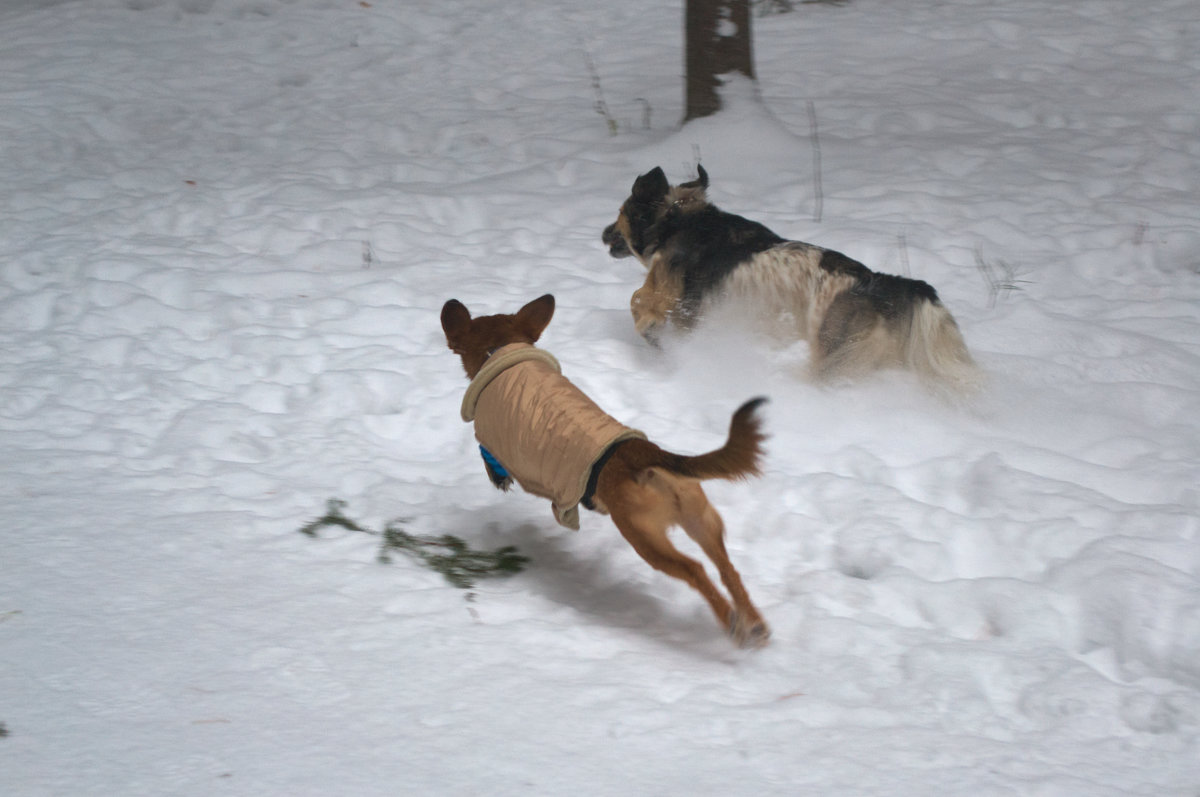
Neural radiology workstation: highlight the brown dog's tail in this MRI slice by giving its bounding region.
[660,398,768,482]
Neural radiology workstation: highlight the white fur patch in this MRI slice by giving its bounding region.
[701,242,981,395]
[708,243,855,342]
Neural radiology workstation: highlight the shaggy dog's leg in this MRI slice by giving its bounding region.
[630,257,683,340]
[812,291,896,381]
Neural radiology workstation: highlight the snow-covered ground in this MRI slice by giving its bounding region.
[2,0,1198,793]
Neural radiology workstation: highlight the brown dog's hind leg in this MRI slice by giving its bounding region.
[603,473,738,638]
[675,480,770,648]
[602,467,768,648]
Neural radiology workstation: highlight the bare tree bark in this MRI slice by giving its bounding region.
[684,0,756,122]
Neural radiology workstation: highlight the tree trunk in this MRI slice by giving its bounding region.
[684,0,756,123]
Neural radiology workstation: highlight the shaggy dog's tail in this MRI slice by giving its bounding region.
[659,398,769,481]
[905,300,982,396]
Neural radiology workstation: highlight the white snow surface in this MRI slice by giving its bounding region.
[3,0,1199,794]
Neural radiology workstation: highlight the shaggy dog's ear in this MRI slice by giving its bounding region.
[632,166,669,201]
[514,294,555,342]
[681,164,709,190]
[441,299,471,345]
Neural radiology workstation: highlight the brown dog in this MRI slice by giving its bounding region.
[441,294,771,647]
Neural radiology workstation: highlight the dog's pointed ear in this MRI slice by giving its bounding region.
[441,299,471,345]
[515,294,555,342]
[680,164,709,191]
[632,167,669,201]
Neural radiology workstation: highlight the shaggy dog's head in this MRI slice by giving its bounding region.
[602,165,709,264]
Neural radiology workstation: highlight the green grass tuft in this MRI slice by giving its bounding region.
[300,499,529,589]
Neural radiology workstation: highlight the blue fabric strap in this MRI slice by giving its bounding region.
[479,445,508,479]
[479,445,513,490]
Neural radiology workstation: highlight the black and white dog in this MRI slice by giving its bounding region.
[602,166,979,392]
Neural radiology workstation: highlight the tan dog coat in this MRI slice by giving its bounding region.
[460,343,645,530]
